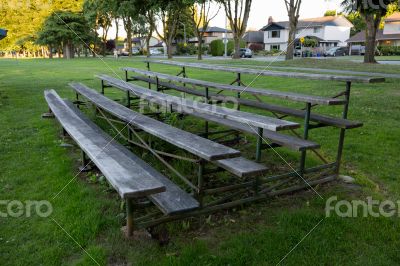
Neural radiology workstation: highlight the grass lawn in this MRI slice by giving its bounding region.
[0,57,399,265]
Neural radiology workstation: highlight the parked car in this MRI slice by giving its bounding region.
[150,48,162,55]
[238,48,253,58]
[351,45,365,55]
[323,47,349,57]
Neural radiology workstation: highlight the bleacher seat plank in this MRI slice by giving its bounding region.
[124,67,346,105]
[70,82,241,161]
[143,60,385,83]
[45,90,199,214]
[96,75,300,132]
[131,75,362,130]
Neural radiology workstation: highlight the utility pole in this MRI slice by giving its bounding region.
[180,22,187,44]
[224,15,228,57]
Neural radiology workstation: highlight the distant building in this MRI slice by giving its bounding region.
[189,26,233,45]
[243,31,265,49]
[347,12,400,47]
[261,16,353,51]
[0,29,7,41]
[123,37,160,51]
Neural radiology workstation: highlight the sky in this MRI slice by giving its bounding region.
[110,0,344,38]
[212,0,343,30]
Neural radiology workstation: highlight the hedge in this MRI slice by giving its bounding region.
[378,46,400,56]
[210,39,246,56]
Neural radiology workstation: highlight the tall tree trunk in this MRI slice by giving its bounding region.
[364,13,380,64]
[286,20,296,60]
[48,45,53,59]
[233,37,241,59]
[197,37,203,60]
[115,19,119,42]
[166,42,173,59]
[127,19,132,57]
[63,41,74,59]
[145,36,151,58]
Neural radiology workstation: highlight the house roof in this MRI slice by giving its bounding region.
[243,31,264,43]
[200,26,232,33]
[385,12,400,22]
[151,42,164,48]
[261,16,353,31]
[0,29,7,40]
[347,30,400,43]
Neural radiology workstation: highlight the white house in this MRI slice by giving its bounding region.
[347,12,400,47]
[261,16,353,52]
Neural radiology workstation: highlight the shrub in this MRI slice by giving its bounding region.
[249,43,264,53]
[377,46,400,56]
[227,40,246,56]
[176,43,197,55]
[210,39,224,56]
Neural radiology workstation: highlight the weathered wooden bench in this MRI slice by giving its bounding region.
[97,75,299,131]
[96,75,319,165]
[45,89,199,236]
[140,60,379,178]
[123,67,363,130]
[143,60,385,83]
[70,82,268,182]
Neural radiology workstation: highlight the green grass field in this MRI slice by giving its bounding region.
[0,57,399,265]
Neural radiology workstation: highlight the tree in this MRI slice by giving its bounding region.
[83,0,113,56]
[115,0,136,57]
[346,12,366,36]
[189,0,220,60]
[154,1,188,59]
[36,11,91,59]
[342,0,399,63]
[284,0,302,60]
[128,0,157,57]
[0,0,83,54]
[324,10,337,16]
[219,0,252,59]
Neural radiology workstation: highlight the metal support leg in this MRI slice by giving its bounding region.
[126,199,134,237]
[76,93,80,109]
[204,87,210,138]
[126,91,131,108]
[182,67,187,78]
[256,127,264,162]
[62,127,68,137]
[299,103,312,177]
[197,161,205,207]
[101,80,105,95]
[335,81,351,175]
[146,61,150,71]
[79,150,91,172]
[237,73,241,111]
[156,77,160,92]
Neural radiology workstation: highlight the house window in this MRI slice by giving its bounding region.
[313,27,321,33]
[271,45,280,51]
[269,30,280,38]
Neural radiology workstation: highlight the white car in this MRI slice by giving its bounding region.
[150,49,162,55]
